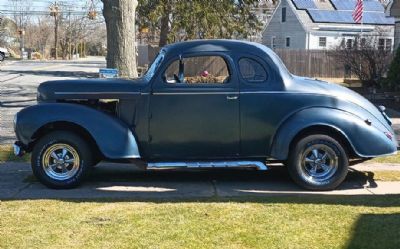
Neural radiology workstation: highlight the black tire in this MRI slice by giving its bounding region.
[287,134,349,191]
[31,131,93,189]
[0,53,4,62]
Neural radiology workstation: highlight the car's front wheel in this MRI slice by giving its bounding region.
[287,134,349,191]
[0,52,5,62]
[31,131,93,189]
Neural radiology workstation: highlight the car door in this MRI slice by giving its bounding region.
[237,55,285,157]
[148,53,240,160]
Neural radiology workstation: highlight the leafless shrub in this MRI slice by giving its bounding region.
[330,31,393,89]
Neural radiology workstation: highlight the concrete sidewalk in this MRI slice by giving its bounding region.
[1,162,399,200]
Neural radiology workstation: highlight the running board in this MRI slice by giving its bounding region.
[147,161,268,171]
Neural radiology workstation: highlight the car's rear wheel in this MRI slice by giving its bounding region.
[31,131,93,189]
[287,134,348,190]
[0,52,5,61]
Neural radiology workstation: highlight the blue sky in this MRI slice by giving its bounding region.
[0,0,101,12]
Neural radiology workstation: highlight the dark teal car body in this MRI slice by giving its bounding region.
[13,40,398,190]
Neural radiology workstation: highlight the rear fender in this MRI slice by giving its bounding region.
[270,107,397,160]
[15,103,140,159]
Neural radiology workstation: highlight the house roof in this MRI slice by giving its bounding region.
[291,0,395,26]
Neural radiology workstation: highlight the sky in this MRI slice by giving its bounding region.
[0,0,101,15]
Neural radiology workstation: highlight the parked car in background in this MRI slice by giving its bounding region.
[13,40,398,190]
[0,47,10,61]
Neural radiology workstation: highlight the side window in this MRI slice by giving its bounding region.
[238,58,268,83]
[281,7,287,22]
[164,56,230,84]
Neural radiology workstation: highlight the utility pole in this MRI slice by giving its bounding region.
[50,2,60,59]
[18,29,25,59]
[68,7,72,60]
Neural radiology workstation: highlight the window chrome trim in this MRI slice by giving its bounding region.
[152,92,239,95]
[54,92,141,95]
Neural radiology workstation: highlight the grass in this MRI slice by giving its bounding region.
[370,153,400,164]
[0,145,30,163]
[371,171,400,181]
[0,196,399,249]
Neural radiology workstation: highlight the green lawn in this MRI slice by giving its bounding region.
[0,197,399,249]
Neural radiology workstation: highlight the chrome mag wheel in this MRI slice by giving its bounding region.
[42,143,80,181]
[300,144,338,184]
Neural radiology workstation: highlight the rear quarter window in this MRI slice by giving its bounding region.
[238,58,268,83]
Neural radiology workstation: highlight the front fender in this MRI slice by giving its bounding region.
[270,107,397,160]
[15,103,140,159]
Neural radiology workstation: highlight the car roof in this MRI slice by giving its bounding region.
[163,39,271,56]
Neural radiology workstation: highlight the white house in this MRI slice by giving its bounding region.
[262,0,395,50]
[388,0,400,49]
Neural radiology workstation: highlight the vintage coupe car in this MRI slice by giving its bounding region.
[13,40,398,190]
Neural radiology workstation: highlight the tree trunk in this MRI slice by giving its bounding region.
[159,0,171,47]
[102,0,138,78]
[159,12,169,47]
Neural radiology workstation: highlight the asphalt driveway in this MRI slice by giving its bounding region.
[1,162,400,200]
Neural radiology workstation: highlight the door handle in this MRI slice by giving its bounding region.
[226,96,238,100]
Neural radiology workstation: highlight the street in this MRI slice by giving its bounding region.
[0,57,106,145]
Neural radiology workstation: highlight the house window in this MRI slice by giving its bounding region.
[271,36,276,49]
[360,38,366,47]
[319,37,327,47]
[378,38,385,50]
[385,39,392,51]
[286,37,291,47]
[346,39,353,49]
[282,7,287,22]
[164,56,230,84]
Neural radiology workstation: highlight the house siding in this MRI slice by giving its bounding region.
[262,0,394,51]
[391,0,400,50]
[262,0,306,49]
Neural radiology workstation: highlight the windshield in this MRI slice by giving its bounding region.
[143,50,165,80]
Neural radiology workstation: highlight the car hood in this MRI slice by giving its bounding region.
[292,75,391,129]
[37,78,147,101]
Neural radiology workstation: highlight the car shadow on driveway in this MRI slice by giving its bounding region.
[2,162,398,206]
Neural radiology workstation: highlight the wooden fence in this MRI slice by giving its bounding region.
[274,49,348,79]
[139,46,392,79]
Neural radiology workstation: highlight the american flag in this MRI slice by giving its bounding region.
[352,0,364,24]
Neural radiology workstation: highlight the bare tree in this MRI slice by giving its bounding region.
[23,16,53,57]
[9,0,31,29]
[102,0,138,78]
[331,32,393,88]
[0,17,18,47]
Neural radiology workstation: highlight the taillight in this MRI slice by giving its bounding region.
[384,132,393,140]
